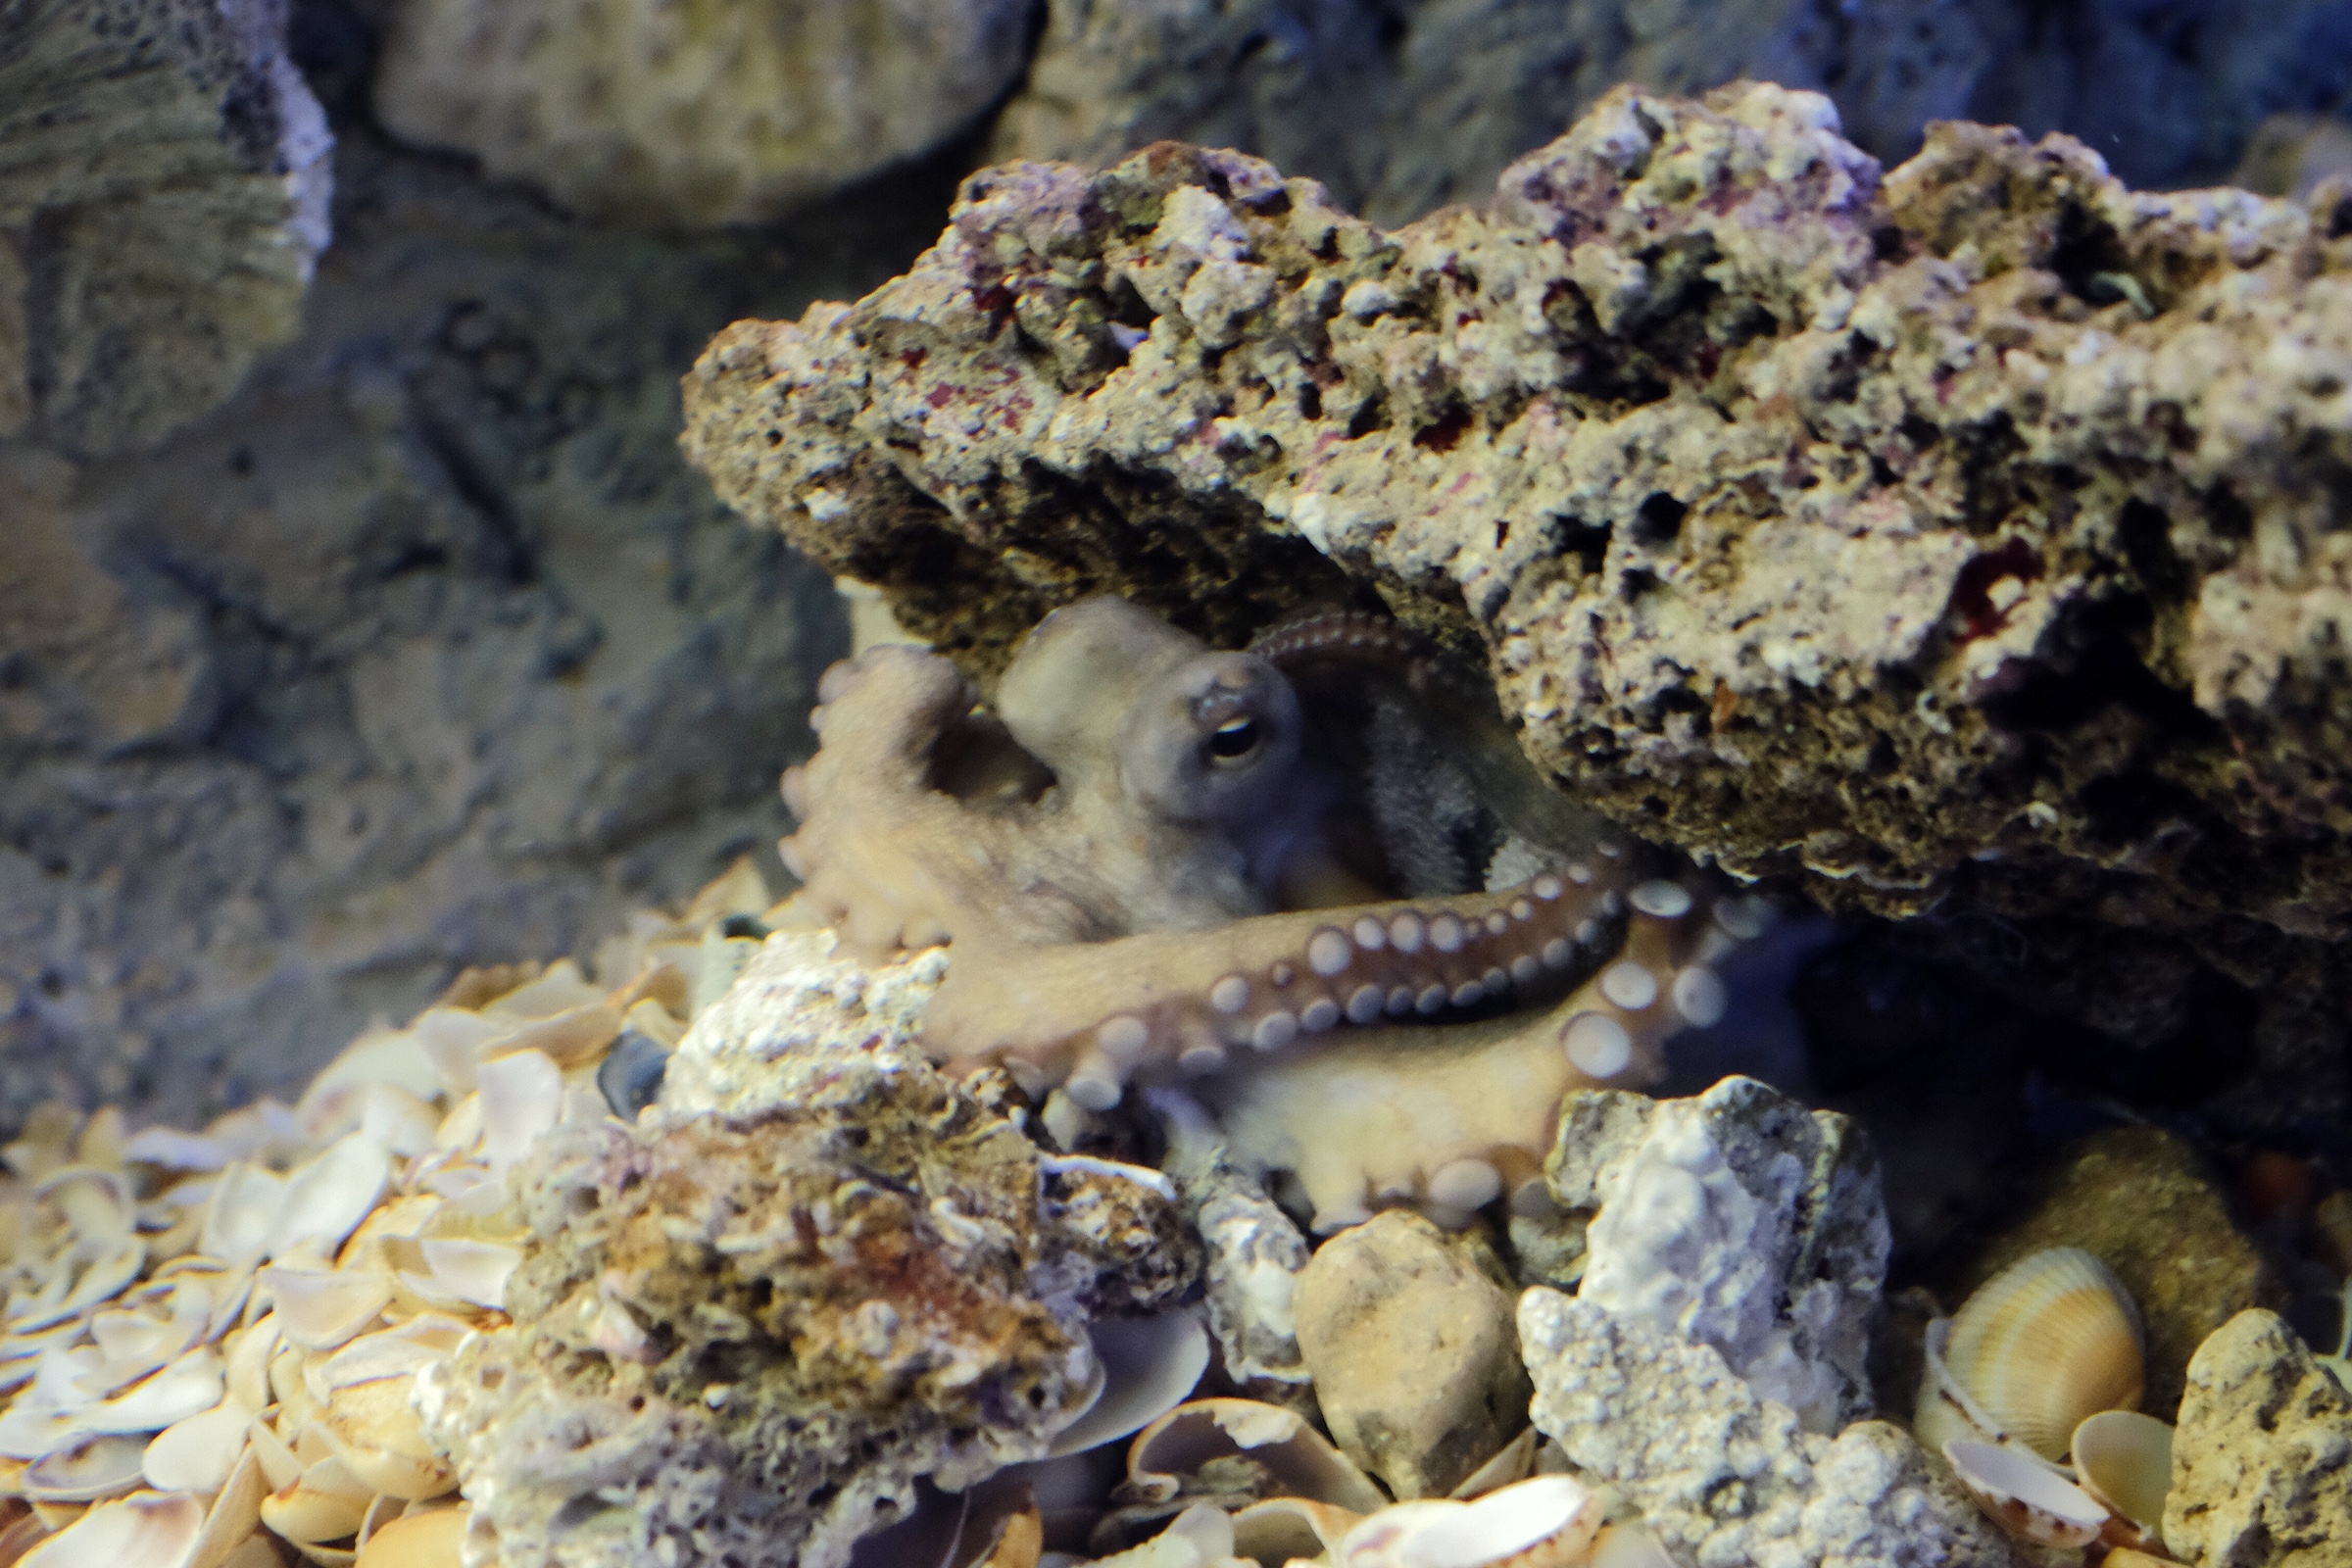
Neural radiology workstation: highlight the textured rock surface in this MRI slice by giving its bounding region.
[683,83,2352,1143]
[373,0,1031,226]
[1522,1289,2020,1567]
[0,0,332,453]
[0,114,966,1132]
[1544,1076,1888,1434]
[684,80,2352,943]
[1955,1126,2281,1421]
[993,0,2352,227]
[2165,1308,2352,1568]
[1293,1209,1529,1498]
[423,930,1196,1568]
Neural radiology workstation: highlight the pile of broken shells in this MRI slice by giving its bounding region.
[0,862,2344,1567]
[0,863,774,1566]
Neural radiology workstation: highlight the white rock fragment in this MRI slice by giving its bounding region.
[1519,1290,2023,1568]
[1547,1075,1887,1433]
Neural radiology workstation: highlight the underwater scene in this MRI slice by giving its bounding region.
[10,1,2352,1564]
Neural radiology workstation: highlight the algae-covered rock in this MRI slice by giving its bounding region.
[681,82,2352,951]
[1959,1126,2281,1420]
[423,932,1199,1568]
[2166,1308,2352,1568]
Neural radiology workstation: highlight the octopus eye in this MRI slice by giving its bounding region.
[1207,716,1261,764]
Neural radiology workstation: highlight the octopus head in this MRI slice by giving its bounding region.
[1117,649,1302,826]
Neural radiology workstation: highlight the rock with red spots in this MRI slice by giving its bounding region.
[683,81,2352,1136]
[681,80,2352,948]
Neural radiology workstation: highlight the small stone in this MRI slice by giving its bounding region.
[1955,1127,2281,1420]
[2166,1308,2352,1568]
[1294,1210,1530,1499]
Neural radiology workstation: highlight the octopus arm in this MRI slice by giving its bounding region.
[923,868,1644,1108]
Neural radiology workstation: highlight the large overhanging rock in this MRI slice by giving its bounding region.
[0,0,331,454]
[683,81,2352,954]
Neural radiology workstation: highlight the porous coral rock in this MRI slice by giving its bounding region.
[2164,1307,2352,1568]
[1542,1077,1888,1435]
[679,80,2352,955]
[1519,1289,2023,1568]
[423,928,1199,1568]
[1292,1210,1529,1500]
[0,0,330,453]
[372,0,1030,226]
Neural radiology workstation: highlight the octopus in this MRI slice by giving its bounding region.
[780,597,1763,1230]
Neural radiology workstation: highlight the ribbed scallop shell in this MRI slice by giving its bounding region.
[1943,1247,2143,1460]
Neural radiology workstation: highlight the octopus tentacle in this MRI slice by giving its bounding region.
[1195,877,1767,1232]
[1248,610,1446,692]
[923,862,1644,1109]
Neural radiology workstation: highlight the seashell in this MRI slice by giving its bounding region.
[413,1010,510,1096]
[1586,1524,1678,1568]
[1943,1439,2107,1548]
[85,1348,224,1434]
[0,1404,84,1464]
[474,1052,562,1175]
[200,1165,289,1267]
[315,1321,465,1392]
[297,1025,451,1142]
[352,1504,467,1568]
[259,1454,374,1545]
[22,1433,145,1503]
[262,1266,392,1353]
[357,1088,441,1161]
[1335,1475,1606,1568]
[1448,1428,1538,1500]
[83,1288,209,1394]
[142,1399,254,1493]
[32,1167,133,1244]
[201,1101,306,1165]
[1087,1502,1239,1568]
[271,1137,392,1261]
[318,1376,454,1501]
[1915,1247,2142,1460]
[193,1445,271,1566]
[1127,1398,1388,1515]
[416,1240,518,1312]
[2071,1409,2173,1553]
[121,1128,233,1174]
[1047,1311,1208,1459]
[483,1002,622,1071]
[18,1489,203,1568]
[224,1317,281,1415]
[246,1410,304,1493]
[0,1510,46,1563]
[9,1237,146,1334]
[480,960,603,1021]
[1230,1495,1362,1562]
